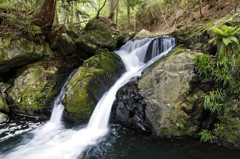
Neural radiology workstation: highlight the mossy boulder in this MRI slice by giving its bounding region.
[63,49,125,122]
[7,60,59,117]
[0,36,52,74]
[75,18,122,55]
[138,49,202,138]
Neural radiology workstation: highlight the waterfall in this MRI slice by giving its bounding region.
[1,36,175,159]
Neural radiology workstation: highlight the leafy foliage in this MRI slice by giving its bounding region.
[194,54,212,77]
[210,25,240,53]
[194,25,240,142]
[199,129,212,142]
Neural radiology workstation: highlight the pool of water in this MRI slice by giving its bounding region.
[1,122,240,159]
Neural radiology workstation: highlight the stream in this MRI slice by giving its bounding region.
[0,36,240,159]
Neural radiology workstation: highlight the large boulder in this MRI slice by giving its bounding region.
[134,29,152,39]
[76,18,123,55]
[7,60,59,117]
[0,36,52,74]
[49,32,75,56]
[63,49,125,122]
[48,24,80,56]
[138,49,202,138]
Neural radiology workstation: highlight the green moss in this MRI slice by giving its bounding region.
[63,49,124,122]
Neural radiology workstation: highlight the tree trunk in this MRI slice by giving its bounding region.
[116,0,119,24]
[199,0,203,17]
[235,0,239,12]
[74,1,80,23]
[53,8,59,26]
[96,0,107,19]
[32,0,57,31]
[109,0,114,18]
[127,0,130,29]
[71,1,74,23]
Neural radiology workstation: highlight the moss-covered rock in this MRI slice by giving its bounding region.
[63,49,125,122]
[75,18,122,55]
[138,49,202,138]
[0,36,52,74]
[7,60,59,117]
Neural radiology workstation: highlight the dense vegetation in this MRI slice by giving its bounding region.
[195,25,240,142]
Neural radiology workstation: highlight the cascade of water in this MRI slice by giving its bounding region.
[2,36,175,159]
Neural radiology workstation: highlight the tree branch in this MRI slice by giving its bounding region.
[96,0,107,19]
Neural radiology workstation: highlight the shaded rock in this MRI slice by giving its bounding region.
[134,29,152,39]
[138,49,202,138]
[0,95,9,113]
[0,82,11,97]
[211,105,240,149]
[76,18,122,55]
[0,37,52,74]
[7,60,59,117]
[49,32,75,56]
[0,112,8,123]
[63,49,125,122]
[112,80,151,135]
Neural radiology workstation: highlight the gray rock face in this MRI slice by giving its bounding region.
[0,95,9,113]
[0,112,8,123]
[0,37,52,74]
[112,80,151,135]
[134,29,152,39]
[138,49,202,137]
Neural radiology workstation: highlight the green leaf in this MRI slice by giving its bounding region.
[223,38,231,46]
[211,28,225,36]
[229,36,239,45]
[231,27,240,36]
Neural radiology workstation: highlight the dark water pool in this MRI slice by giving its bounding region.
[1,122,240,159]
[81,125,240,159]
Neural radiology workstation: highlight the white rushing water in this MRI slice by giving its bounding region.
[1,36,175,159]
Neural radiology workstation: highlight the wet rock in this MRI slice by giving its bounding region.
[112,80,151,135]
[63,49,125,122]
